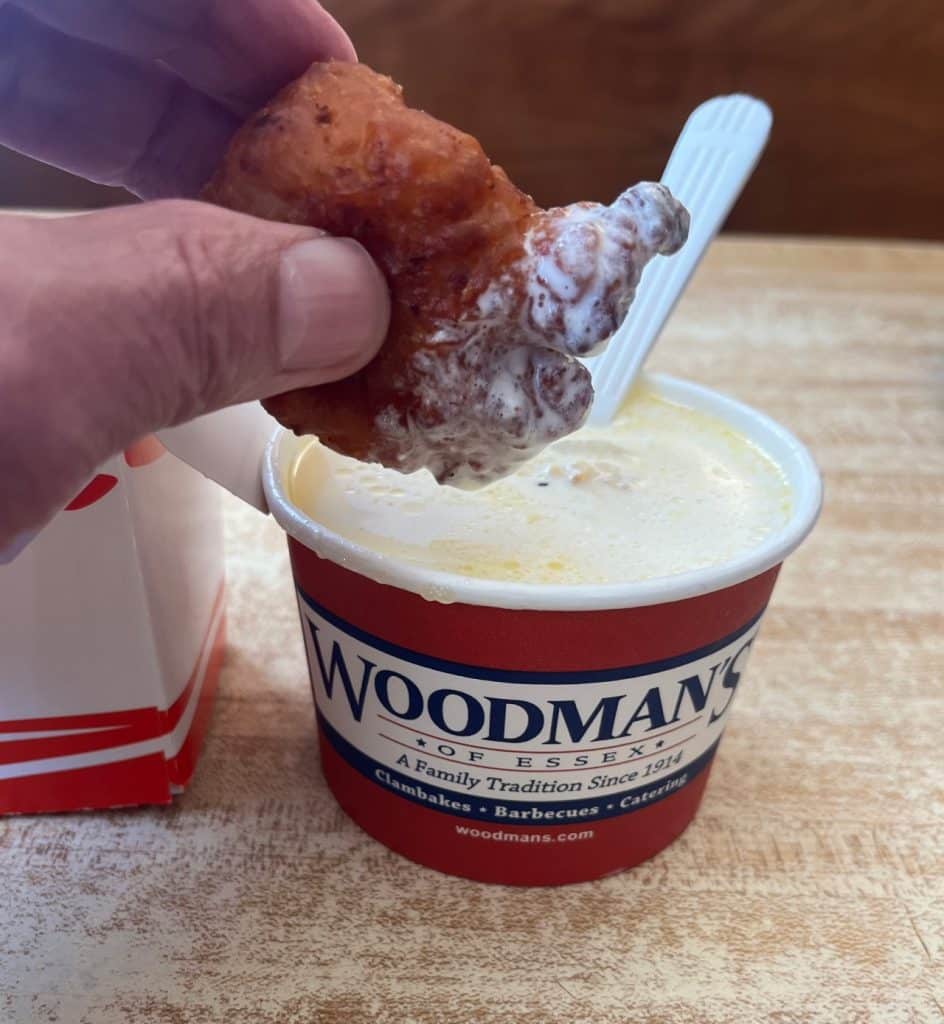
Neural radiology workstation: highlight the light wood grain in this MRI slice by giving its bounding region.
[1,238,941,1023]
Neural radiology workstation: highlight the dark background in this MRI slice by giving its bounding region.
[1,0,941,239]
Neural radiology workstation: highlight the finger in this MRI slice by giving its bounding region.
[0,6,239,196]
[0,201,390,544]
[10,0,355,116]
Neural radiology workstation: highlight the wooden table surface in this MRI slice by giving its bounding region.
[2,237,942,1023]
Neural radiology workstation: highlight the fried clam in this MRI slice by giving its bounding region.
[203,61,689,485]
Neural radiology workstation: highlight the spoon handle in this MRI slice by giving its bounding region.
[585,94,773,426]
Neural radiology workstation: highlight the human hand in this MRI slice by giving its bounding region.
[0,0,357,197]
[0,2,390,547]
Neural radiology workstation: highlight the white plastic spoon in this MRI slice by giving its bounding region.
[583,94,773,426]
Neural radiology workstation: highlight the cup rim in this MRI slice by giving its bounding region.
[262,373,823,611]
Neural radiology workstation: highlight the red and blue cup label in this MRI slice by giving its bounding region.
[297,588,760,828]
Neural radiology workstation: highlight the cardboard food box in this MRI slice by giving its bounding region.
[0,437,225,813]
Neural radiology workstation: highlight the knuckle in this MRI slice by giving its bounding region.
[159,204,241,410]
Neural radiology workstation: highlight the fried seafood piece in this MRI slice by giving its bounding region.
[204,61,689,485]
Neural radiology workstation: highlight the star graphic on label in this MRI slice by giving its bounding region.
[415,737,427,747]
[606,804,614,810]
[655,740,665,748]
[479,807,487,813]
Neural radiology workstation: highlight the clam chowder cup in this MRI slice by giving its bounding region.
[262,374,822,886]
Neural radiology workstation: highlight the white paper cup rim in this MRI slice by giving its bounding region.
[263,373,822,611]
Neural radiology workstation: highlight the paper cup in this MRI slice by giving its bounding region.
[263,375,822,886]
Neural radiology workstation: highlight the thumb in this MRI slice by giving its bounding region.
[0,200,389,542]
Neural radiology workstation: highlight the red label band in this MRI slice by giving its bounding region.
[289,540,779,669]
[290,548,779,885]
[320,725,715,886]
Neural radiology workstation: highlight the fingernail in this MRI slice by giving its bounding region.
[279,237,389,376]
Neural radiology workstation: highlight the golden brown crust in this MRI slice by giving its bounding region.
[203,61,687,484]
[203,62,551,473]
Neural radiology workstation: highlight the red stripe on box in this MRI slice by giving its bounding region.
[163,585,226,734]
[289,540,780,672]
[318,721,712,886]
[0,753,173,814]
[0,586,225,766]
[64,474,118,511]
[0,705,157,735]
[167,611,226,787]
[0,716,162,766]
[0,586,226,812]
